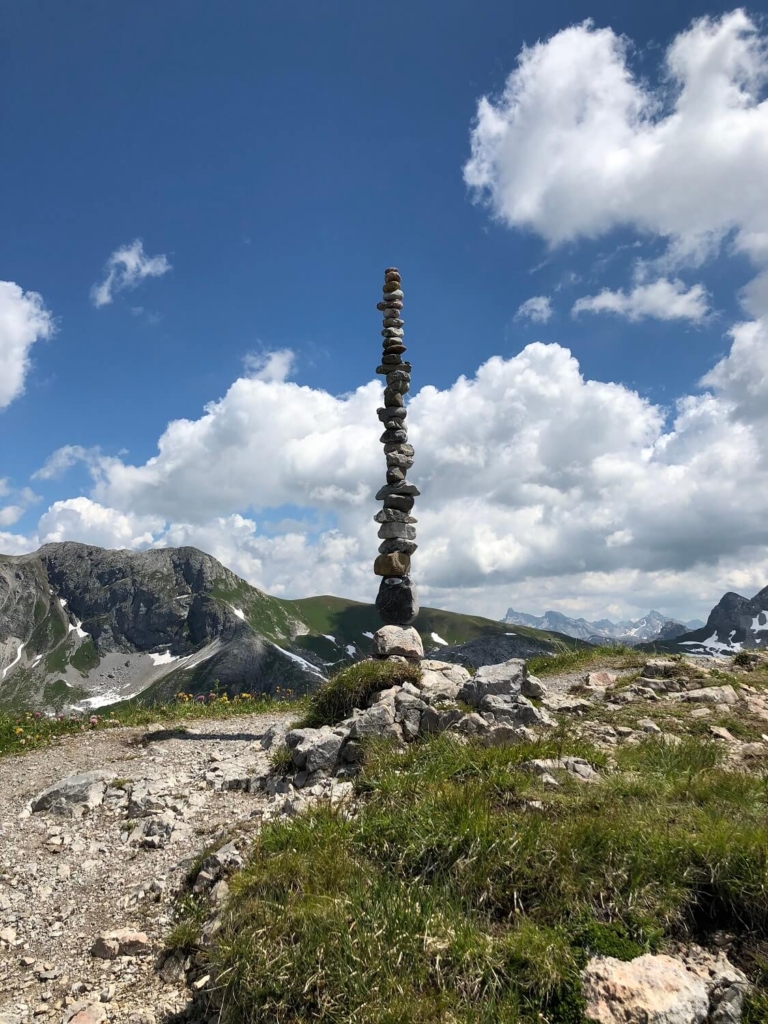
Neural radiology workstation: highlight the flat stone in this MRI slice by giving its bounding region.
[376,576,419,625]
[377,406,407,421]
[376,483,420,499]
[386,452,415,470]
[383,494,415,513]
[682,685,737,705]
[91,929,151,959]
[372,625,424,659]
[586,671,618,689]
[379,539,418,555]
[382,286,403,298]
[378,522,417,540]
[383,442,414,456]
[31,771,111,815]
[374,509,417,524]
[374,552,411,576]
[382,318,404,328]
[380,429,408,444]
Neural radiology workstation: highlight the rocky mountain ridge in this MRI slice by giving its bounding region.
[503,606,704,645]
[659,584,768,655]
[0,543,574,712]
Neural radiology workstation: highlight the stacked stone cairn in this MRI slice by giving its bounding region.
[371,268,424,661]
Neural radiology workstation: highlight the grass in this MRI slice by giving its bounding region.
[294,659,422,729]
[528,643,644,679]
[0,691,301,760]
[208,731,768,1023]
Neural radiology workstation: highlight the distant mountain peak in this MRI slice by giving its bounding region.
[501,606,688,646]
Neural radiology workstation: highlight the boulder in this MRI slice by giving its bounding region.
[582,949,748,1024]
[521,674,546,698]
[31,771,111,815]
[285,727,346,772]
[582,954,709,1023]
[372,625,423,659]
[585,671,618,690]
[348,703,402,741]
[418,660,470,700]
[458,659,525,706]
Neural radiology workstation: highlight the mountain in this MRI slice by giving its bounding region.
[648,585,768,655]
[501,606,691,646]
[0,542,576,712]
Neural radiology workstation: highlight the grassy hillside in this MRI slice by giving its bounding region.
[290,594,583,655]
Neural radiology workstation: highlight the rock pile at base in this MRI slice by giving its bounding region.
[275,658,555,781]
[372,267,422,661]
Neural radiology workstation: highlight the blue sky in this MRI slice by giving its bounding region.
[2,2,768,622]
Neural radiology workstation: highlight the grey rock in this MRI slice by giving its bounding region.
[386,451,415,470]
[31,771,110,815]
[374,509,417,524]
[521,674,546,698]
[383,494,415,513]
[376,577,419,625]
[377,406,407,421]
[376,483,420,499]
[682,685,737,705]
[458,659,525,706]
[260,723,289,750]
[483,724,536,746]
[377,523,417,540]
[380,429,408,444]
[372,626,424,659]
[286,728,345,772]
[421,706,464,734]
[348,703,402,741]
[378,539,418,555]
[383,388,404,406]
[383,443,414,456]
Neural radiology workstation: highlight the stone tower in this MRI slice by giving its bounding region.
[371,268,424,660]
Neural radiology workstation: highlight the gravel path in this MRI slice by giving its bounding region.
[0,711,293,1024]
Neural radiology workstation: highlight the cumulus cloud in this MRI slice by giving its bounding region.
[0,281,54,409]
[515,296,553,323]
[9,326,767,620]
[464,11,768,266]
[90,239,171,308]
[572,278,710,322]
[36,497,164,549]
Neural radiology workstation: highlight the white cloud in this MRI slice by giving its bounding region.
[0,281,54,410]
[243,349,295,382]
[36,497,164,549]
[8,328,768,620]
[0,506,23,527]
[572,277,710,322]
[32,444,98,480]
[90,239,171,308]
[464,11,768,266]
[515,295,553,323]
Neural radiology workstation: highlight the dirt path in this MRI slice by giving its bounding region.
[0,711,292,1024]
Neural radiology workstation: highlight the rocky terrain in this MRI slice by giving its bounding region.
[0,544,577,713]
[0,709,294,1024]
[2,647,766,1023]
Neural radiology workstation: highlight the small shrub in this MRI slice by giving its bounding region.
[296,659,421,728]
[268,744,293,776]
[734,651,753,668]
